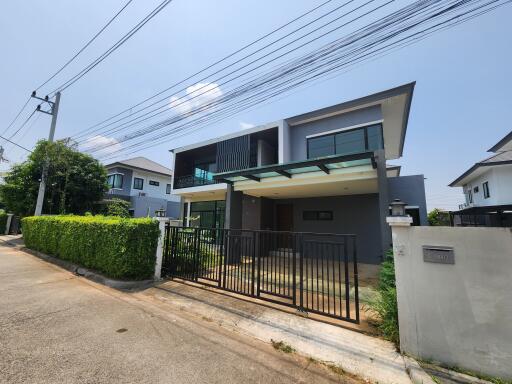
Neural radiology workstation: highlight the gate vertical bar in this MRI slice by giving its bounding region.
[193,228,200,281]
[292,233,297,306]
[353,236,360,323]
[299,234,304,310]
[251,232,256,296]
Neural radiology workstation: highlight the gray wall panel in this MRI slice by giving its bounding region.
[388,175,428,225]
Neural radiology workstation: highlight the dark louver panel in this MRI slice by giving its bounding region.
[216,135,250,173]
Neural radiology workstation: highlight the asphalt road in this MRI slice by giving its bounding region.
[0,241,361,384]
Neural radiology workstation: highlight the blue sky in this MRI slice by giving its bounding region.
[1,0,511,211]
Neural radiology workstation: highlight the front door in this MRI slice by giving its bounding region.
[276,204,294,231]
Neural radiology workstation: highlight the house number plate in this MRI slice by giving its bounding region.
[422,246,455,264]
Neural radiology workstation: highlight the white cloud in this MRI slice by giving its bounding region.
[169,82,223,115]
[239,122,255,129]
[81,135,122,156]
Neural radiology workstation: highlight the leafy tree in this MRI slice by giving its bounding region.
[0,140,108,216]
[427,208,451,226]
[105,198,131,217]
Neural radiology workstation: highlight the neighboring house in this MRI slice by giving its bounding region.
[105,157,181,218]
[169,83,427,264]
[449,130,512,226]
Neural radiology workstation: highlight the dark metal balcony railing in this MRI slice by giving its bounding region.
[174,174,218,189]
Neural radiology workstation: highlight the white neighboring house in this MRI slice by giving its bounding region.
[449,131,512,226]
[105,157,181,218]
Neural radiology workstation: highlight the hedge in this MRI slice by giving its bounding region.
[22,215,160,280]
[0,210,7,234]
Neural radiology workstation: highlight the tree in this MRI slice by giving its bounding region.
[0,140,108,216]
[427,208,451,226]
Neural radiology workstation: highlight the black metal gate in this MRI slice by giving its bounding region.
[162,225,359,323]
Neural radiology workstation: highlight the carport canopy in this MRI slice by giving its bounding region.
[213,151,376,184]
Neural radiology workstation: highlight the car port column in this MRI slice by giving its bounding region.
[375,148,392,261]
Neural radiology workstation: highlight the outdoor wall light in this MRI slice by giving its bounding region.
[390,198,407,216]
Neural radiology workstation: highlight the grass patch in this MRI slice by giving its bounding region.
[365,249,399,345]
[271,339,295,354]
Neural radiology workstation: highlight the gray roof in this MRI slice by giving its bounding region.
[449,150,512,187]
[487,130,512,152]
[106,157,172,176]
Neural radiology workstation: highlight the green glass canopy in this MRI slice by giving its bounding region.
[213,151,376,184]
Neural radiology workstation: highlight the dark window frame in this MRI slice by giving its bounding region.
[306,123,384,159]
[468,189,473,203]
[166,183,172,194]
[302,210,333,221]
[107,173,123,189]
[133,177,144,190]
[483,181,490,199]
[149,180,160,186]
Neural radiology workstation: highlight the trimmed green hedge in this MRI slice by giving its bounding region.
[22,215,160,280]
[0,211,7,234]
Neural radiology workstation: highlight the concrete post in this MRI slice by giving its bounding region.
[386,215,412,353]
[154,218,168,280]
[375,149,391,259]
[4,214,13,235]
[224,184,243,230]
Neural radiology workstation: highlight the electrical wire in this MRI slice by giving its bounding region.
[35,0,134,91]
[95,0,508,160]
[73,0,338,137]
[47,0,174,95]
[1,96,32,137]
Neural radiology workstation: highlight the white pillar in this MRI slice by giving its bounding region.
[5,214,13,235]
[154,217,168,280]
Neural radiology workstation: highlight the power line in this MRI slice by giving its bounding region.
[35,0,134,91]
[73,0,338,137]
[75,0,387,142]
[0,134,33,153]
[89,0,454,153]
[94,0,508,160]
[47,0,174,95]
[6,109,37,141]
[1,96,32,137]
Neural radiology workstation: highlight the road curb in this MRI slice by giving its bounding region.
[21,247,155,291]
[403,356,437,384]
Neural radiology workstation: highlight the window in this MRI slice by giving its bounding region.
[473,186,479,193]
[303,211,333,221]
[483,181,490,199]
[107,174,123,189]
[133,177,144,190]
[166,183,172,194]
[149,180,160,186]
[468,189,473,203]
[307,124,383,159]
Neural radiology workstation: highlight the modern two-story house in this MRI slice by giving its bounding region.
[449,130,512,227]
[105,157,181,218]
[169,83,427,264]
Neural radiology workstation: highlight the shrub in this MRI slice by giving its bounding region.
[368,249,399,345]
[105,198,131,218]
[427,208,451,226]
[22,215,160,280]
[0,210,7,233]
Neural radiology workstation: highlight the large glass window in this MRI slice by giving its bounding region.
[307,135,335,158]
[335,129,365,155]
[107,174,123,189]
[307,124,383,159]
[189,200,225,229]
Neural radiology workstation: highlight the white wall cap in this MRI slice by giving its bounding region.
[386,216,413,226]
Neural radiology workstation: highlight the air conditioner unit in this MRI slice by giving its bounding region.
[138,192,146,197]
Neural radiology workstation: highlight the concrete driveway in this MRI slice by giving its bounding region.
[0,240,362,384]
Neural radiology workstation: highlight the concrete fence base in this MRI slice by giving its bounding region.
[387,217,512,380]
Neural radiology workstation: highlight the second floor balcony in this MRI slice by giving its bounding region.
[174,171,218,189]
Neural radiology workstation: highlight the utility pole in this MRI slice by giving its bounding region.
[33,91,61,216]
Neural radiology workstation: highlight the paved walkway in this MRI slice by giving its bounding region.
[0,240,361,384]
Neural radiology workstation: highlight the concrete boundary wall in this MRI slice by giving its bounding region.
[388,223,512,379]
